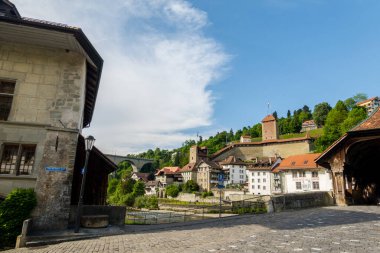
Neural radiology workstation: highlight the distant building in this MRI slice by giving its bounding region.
[219,156,247,185]
[155,167,183,186]
[240,135,251,143]
[356,96,379,115]
[246,157,275,195]
[145,180,162,196]
[197,160,222,191]
[180,162,197,183]
[274,153,332,193]
[262,114,279,141]
[131,172,151,183]
[300,120,317,132]
[211,114,314,162]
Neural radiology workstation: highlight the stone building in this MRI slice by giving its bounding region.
[211,114,314,162]
[246,157,275,195]
[316,107,380,205]
[197,160,221,191]
[219,155,247,185]
[0,1,116,230]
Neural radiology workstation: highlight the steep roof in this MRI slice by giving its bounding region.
[131,172,150,182]
[155,167,181,176]
[199,159,221,169]
[180,162,197,172]
[316,107,380,167]
[219,156,246,166]
[350,107,380,131]
[277,153,321,170]
[262,114,276,122]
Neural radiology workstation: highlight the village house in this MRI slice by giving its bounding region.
[274,153,332,193]
[131,172,151,183]
[0,0,116,230]
[356,96,379,115]
[246,157,275,195]
[180,145,208,183]
[155,166,182,186]
[300,120,317,132]
[219,155,247,185]
[145,180,162,196]
[197,159,222,191]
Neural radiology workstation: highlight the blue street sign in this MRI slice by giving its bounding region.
[218,173,224,182]
[45,167,66,172]
[217,184,225,189]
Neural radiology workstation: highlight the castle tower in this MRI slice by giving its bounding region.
[261,114,279,141]
[189,145,208,163]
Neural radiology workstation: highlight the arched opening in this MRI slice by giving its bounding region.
[345,138,380,205]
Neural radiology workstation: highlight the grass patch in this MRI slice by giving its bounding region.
[158,199,214,206]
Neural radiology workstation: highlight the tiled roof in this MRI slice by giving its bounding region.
[247,157,276,171]
[180,163,197,172]
[302,120,316,126]
[350,107,380,131]
[132,172,150,182]
[155,167,181,176]
[199,159,221,169]
[262,114,276,122]
[219,156,246,165]
[277,153,321,170]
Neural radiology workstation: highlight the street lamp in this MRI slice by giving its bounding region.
[74,135,95,233]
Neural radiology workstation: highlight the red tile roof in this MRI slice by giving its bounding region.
[277,153,321,170]
[350,107,380,131]
[180,163,197,172]
[262,114,276,122]
[155,167,181,176]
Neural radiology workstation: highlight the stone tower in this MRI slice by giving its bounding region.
[189,145,208,163]
[262,114,279,141]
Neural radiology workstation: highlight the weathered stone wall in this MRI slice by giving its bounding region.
[0,42,86,128]
[213,140,313,162]
[0,42,87,230]
[69,205,127,226]
[270,192,334,212]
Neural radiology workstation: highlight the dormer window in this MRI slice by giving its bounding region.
[0,80,15,121]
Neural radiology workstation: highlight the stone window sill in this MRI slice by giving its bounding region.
[0,174,37,180]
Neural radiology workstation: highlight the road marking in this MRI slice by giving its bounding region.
[311,248,322,251]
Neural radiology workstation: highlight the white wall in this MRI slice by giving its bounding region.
[223,164,246,185]
[283,170,333,193]
[247,170,271,195]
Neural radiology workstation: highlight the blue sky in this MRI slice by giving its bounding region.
[14,0,380,154]
[189,0,380,132]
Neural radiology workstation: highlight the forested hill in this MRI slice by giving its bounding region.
[126,93,369,172]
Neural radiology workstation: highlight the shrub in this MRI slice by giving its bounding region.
[183,180,200,193]
[132,181,145,197]
[166,184,180,198]
[119,193,135,207]
[134,195,158,209]
[201,191,214,198]
[0,188,37,248]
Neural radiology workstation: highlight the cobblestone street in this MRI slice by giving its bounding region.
[6,206,380,253]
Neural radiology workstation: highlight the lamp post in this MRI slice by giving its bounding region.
[74,135,95,233]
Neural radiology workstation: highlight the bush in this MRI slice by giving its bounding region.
[201,191,214,198]
[166,184,180,198]
[119,193,135,207]
[183,180,200,193]
[0,188,37,248]
[134,195,158,209]
[132,181,145,197]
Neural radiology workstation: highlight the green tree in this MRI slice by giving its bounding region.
[166,184,180,198]
[183,180,200,193]
[313,102,332,126]
[340,107,367,133]
[353,93,368,103]
[315,100,348,151]
[132,180,146,197]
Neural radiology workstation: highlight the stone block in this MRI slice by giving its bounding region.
[80,215,109,228]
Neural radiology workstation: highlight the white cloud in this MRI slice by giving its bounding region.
[13,0,229,154]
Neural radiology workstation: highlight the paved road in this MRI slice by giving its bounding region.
[6,206,380,253]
